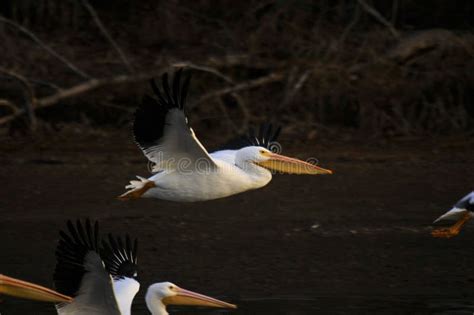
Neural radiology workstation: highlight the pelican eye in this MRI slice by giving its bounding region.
[259,150,266,154]
[169,286,174,290]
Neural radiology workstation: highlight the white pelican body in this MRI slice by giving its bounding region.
[119,69,332,202]
[143,149,272,201]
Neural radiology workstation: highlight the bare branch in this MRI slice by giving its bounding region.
[170,62,235,84]
[0,15,91,79]
[339,4,361,46]
[0,70,167,127]
[279,68,312,110]
[36,72,158,108]
[0,99,19,112]
[28,79,62,91]
[192,72,285,108]
[170,62,251,132]
[80,0,134,73]
[0,67,37,129]
[357,0,400,39]
[0,74,61,91]
[0,109,23,125]
[206,54,282,69]
[0,68,283,128]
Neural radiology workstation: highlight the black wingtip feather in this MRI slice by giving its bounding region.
[54,219,100,297]
[134,68,191,149]
[149,79,164,106]
[147,69,190,110]
[101,233,138,280]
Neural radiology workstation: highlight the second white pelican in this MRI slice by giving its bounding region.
[53,219,236,315]
[119,69,332,202]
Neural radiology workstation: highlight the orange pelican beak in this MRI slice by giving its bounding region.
[0,274,72,303]
[162,286,237,309]
[256,152,333,175]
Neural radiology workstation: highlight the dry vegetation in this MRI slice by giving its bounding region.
[0,0,473,140]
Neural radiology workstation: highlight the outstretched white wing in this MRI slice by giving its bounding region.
[133,70,216,172]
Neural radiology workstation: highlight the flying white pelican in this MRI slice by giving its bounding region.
[0,274,72,303]
[53,219,236,315]
[432,191,474,238]
[118,69,332,202]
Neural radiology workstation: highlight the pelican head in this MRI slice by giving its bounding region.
[145,282,236,315]
[236,146,332,175]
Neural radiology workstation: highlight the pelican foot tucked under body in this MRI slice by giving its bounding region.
[119,68,332,202]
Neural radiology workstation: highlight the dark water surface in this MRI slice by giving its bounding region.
[3,295,474,314]
[2,140,474,315]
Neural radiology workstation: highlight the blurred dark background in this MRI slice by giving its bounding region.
[1,0,473,141]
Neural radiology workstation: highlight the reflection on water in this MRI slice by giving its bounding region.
[2,296,474,314]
